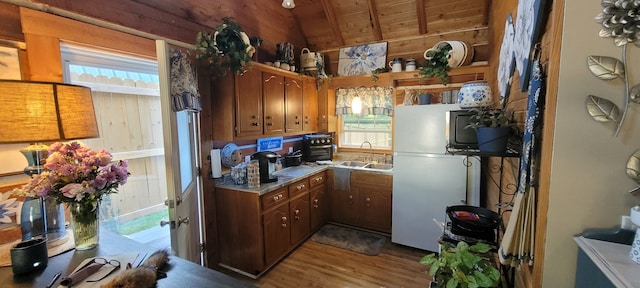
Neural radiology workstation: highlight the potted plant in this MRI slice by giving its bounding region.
[417,44,452,85]
[191,17,262,77]
[465,108,518,153]
[420,241,501,288]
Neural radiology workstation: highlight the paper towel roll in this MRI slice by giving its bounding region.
[631,206,640,226]
[211,149,222,178]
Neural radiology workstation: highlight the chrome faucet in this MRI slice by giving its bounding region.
[360,141,374,162]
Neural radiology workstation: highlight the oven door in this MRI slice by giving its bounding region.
[303,144,332,161]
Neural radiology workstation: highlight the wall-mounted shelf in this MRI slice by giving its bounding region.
[327,63,489,89]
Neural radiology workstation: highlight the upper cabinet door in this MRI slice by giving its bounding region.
[235,69,263,137]
[302,78,318,133]
[285,77,304,133]
[263,72,285,135]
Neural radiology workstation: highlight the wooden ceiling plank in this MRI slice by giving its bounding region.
[416,0,427,34]
[320,0,345,46]
[367,0,383,41]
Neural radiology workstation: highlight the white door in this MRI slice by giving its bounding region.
[156,40,203,263]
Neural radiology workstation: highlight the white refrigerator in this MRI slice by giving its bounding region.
[392,104,480,252]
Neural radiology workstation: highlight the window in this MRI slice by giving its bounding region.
[335,87,393,150]
[340,114,392,150]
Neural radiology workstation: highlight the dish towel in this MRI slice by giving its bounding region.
[333,167,351,191]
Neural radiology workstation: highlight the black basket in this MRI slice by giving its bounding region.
[446,205,500,236]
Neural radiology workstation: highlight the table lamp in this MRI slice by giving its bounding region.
[0,80,99,242]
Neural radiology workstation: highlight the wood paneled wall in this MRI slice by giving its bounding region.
[19,0,307,63]
[487,1,559,288]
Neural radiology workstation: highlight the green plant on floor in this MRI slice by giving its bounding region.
[420,241,501,288]
[417,44,451,85]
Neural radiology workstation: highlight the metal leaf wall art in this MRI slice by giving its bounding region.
[586,51,632,137]
[589,0,640,137]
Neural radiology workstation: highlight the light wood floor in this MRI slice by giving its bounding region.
[227,235,433,288]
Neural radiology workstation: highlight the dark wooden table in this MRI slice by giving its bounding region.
[0,229,255,288]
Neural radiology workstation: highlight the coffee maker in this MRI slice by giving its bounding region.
[251,151,278,183]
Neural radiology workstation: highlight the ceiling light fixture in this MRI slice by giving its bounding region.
[282,0,296,9]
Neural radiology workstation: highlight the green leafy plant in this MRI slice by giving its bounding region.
[417,44,451,85]
[420,241,501,288]
[371,67,388,82]
[191,17,262,77]
[464,108,517,131]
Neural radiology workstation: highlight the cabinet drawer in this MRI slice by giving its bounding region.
[309,171,326,188]
[288,178,309,198]
[262,188,289,210]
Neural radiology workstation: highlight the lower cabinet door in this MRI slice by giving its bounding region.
[310,185,328,231]
[290,193,310,246]
[263,203,291,267]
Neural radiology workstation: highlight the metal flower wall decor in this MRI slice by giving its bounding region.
[586,0,640,137]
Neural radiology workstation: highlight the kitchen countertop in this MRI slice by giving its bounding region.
[214,163,331,195]
[214,161,393,195]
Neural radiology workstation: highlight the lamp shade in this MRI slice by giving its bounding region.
[0,80,99,143]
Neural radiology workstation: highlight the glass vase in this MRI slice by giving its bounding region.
[69,202,99,250]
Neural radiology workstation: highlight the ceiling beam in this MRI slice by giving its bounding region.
[320,0,345,46]
[416,0,427,34]
[367,0,382,41]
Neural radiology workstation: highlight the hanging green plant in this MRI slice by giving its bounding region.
[416,44,452,85]
[191,17,262,77]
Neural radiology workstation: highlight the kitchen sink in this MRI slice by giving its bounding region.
[337,160,368,168]
[363,163,393,171]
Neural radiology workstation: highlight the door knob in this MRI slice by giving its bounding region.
[160,219,174,229]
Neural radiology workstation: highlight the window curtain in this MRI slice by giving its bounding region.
[170,48,202,112]
[335,87,393,116]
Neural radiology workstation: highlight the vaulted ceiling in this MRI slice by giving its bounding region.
[3,0,492,74]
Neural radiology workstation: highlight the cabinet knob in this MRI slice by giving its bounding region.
[265,115,272,120]
[282,216,287,221]
[267,122,273,126]
[251,115,257,119]
[366,197,371,207]
[282,223,287,227]
[315,177,322,183]
[252,122,259,126]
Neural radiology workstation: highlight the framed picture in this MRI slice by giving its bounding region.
[498,14,516,108]
[513,0,547,92]
[338,42,387,76]
[0,44,26,176]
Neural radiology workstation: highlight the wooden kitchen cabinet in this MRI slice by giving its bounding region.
[285,76,304,133]
[215,170,328,277]
[309,171,329,231]
[262,72,285,135]
[351,171,392,233]
[263,199,290,267]
[302,77,318,132]
[210,62,318,140]
[235,68,263,137]
[289,193,310,246]
[331,170,392,233]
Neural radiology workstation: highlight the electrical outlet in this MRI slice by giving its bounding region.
[622,215,634,230]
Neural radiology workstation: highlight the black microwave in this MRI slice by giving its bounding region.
[445,110,478,150]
